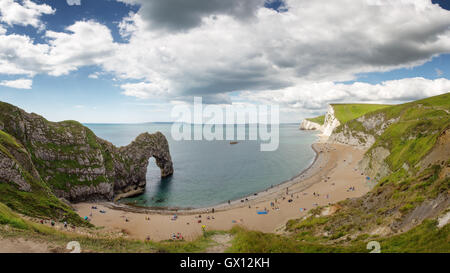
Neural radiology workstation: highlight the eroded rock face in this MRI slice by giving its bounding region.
[322,105,340,136]
[0,153,32,192]
[0,101,173,202]
[359,146,391,180]
[299,120,323,131]
[329,113,398,149]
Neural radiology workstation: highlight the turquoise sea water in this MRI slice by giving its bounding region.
[85,123,318,208]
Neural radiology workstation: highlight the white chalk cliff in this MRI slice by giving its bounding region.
[322,105,341,136]
[299,119,323,131]
[300,105,340,137]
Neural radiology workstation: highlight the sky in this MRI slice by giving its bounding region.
[0,0,449,123]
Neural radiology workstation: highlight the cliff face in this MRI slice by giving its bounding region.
[0,101,173,203]
[322,105,340,136]
[299,106,339,136]
[299,119,323,131]
[328,113,399,149]
[287,94,450,246]
[333,98,449,180]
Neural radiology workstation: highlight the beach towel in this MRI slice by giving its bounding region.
[257,211,268,215]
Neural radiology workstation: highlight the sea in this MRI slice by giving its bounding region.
[85,123,318,208]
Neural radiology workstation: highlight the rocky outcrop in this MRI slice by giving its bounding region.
[0,152,32,192]
[358,146,391,180]
[0,101,173,202]
[299,106,340,136]
[418,128,450,171]
[329,113,399,149]
[299,120,323,131]
[393,193,450,233]
[329,129,375,148]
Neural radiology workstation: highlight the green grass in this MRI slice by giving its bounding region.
[0,201,220,253]
[0,183,86,226]
[359,93,450,172]
[0,129,86,225]
[331,104,391,124]
[225,219,449,253]
[379,220,450,253]
[227,226,358,253]
[306,115,325,125]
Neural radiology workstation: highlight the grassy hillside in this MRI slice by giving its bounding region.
[228,217,449,253]
[0,202,219,253]
[230,94,449,253]
[0,129,85,225]
[0,94,448,253]
[306,115,325,125]
[332,104,391,124]
[340,93,450,176]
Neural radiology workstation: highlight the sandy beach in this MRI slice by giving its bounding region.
[74,141,371,241]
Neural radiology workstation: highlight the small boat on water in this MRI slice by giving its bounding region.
[229,141,238,145]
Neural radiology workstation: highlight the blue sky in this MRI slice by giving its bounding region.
[0,0,449,123]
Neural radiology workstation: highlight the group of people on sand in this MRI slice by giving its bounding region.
[171,232,184,240]
[85,206,108,222]
[192,213,216,224]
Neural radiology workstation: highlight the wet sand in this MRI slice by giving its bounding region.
[74,142,370,241]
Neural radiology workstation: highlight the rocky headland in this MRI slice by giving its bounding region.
[0,101,173,203]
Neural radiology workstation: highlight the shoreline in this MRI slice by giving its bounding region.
[113,136,323,214]
[73,136,371,241]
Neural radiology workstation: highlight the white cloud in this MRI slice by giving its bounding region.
[0,20,115,77]
[0,0,449,114]
[0,33,50,76]
[103,0,450,101]
[0,78,32,89]
[88,73,99,79]
[45,20,116,76]
[121,81,169,99]
[239,77,450,113]
[67,0,81,6]
[0,0,55,29]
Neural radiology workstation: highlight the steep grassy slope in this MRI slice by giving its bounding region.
[331,104,391,124]
[334,93,450,178]
[306,115,325,125]
[0,202,219,253]
[0,129,84,225]
[0,100,173,228]
[229,218,449,253]
[232,94,449,253]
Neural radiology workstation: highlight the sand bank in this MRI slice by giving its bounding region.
[74,142,370,241]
